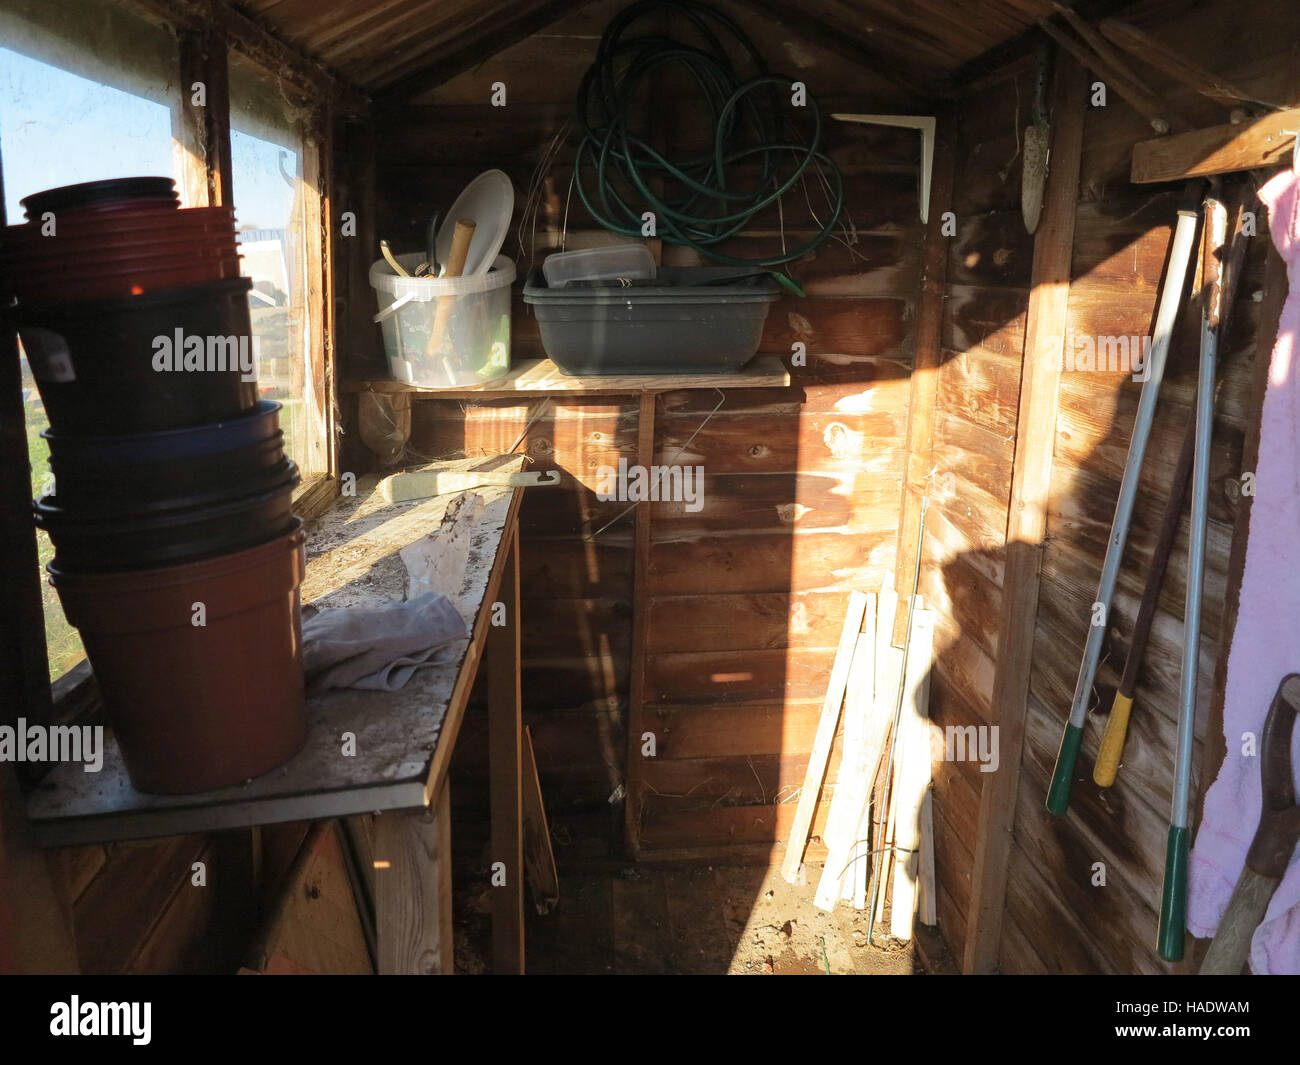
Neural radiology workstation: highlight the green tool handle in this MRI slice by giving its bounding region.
[1157,824,1191,961]
[1046,723,1084,815]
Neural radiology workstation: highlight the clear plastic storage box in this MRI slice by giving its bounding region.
[370,252,515,388]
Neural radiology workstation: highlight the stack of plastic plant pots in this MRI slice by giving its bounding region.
[1,177,308,795]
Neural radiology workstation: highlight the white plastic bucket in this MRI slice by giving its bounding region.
[370,252,515,388]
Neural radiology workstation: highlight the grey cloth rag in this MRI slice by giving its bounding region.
[301,592,468,694]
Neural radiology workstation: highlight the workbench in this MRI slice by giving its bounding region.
[25,456,529,975]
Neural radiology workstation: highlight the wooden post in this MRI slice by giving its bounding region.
[893,120,956,647]
[963,55,1087,974]
[301,130,333,479]
[624,392,657,858]
[175,29,233,209]
[370,782,454,975]
[0,147,51,735]
[488,531,524,973]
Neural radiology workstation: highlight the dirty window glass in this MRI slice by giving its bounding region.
[228,52,312,469]
[0,0,183,683]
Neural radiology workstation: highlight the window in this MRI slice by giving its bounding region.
[1,0,334,691]
[229,52,321,473]
[0,0,184,682]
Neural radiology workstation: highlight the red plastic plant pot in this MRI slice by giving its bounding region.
[47,523,308,794]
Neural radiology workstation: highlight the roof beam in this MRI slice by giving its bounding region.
[372,0,603,108]
[737,0,946,101]
[1131,108,1300,183]
[943,0,1140,91]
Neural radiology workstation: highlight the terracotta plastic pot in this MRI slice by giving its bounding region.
[4,206,234,239]
[21,177,179,219]
[0,208,237,262]
[48,523,307,794]
[13,277,258,433]
[10,247,240,278]
[12,260,244,303]
[0,233,238,267]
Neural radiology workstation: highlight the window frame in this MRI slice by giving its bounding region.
[0,0,348,726]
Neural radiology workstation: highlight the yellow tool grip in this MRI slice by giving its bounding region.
[1094,691,1133,787]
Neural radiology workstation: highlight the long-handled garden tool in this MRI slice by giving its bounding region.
[1157,193,1227,961]
[1200,674,1300,973]
[1047,200,1201,815]
[1094,193,1252,788]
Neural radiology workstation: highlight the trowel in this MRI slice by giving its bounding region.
[1022,44,1052,234]
[379,467,560,503]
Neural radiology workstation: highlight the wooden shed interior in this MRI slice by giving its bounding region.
[2,0,1298,978]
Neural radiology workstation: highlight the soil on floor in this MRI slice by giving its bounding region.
[454,861,935,974]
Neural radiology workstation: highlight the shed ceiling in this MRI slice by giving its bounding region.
[230,0,1126,102]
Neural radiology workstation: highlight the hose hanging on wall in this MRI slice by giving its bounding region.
[572,0,845,281]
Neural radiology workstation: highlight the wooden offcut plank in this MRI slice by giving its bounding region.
[918,788,938,926]
[521,726,559,915]
[780,590,870,883]
[963,55,1087,974]
[814,618,877,910]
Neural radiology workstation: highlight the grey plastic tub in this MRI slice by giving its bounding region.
[522,266,780,375]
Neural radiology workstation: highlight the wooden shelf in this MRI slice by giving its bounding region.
[342,355,791,397]
[24,460,524,848]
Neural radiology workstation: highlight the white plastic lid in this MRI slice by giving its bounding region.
[543,243,656,287]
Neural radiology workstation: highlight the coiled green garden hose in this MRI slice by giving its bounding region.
[573,0,845,294]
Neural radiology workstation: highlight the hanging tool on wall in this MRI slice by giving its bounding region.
[1158,191,1229,962]
[1200,674,1300,973]
[1094,189,1253,788]
[1047,192,1201,816]
[1021,43,1053,234]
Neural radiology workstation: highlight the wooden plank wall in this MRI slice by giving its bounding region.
[936,0,1298,972]
[370,0,922,864]
[918,65,1035,960]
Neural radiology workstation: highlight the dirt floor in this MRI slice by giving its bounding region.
[455,861,952,974]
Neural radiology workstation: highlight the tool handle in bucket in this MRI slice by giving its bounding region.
[426,219,476,357]
[373,291,415,323]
